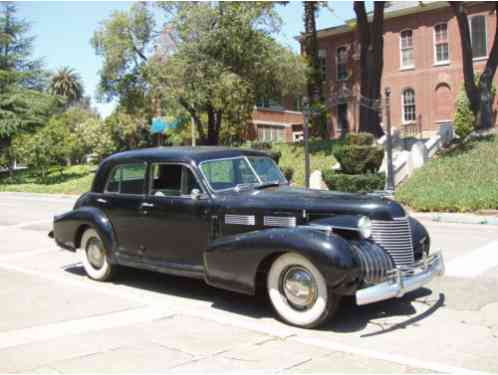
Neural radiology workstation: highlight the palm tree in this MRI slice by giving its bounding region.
[49,66,83,106]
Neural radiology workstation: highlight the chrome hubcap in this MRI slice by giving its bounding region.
[281,266,318,310]
[86,238,105,269]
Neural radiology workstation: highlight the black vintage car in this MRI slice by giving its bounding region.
[50,147,444,328]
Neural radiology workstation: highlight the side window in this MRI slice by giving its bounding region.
[150,164,203,197]
[151,164,182,196]
[105,163,146,195]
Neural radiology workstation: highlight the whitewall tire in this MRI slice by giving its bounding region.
[80,228,115,281]
[267,252,339,328]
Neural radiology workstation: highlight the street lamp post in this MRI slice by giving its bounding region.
[302,96,310,188]
[384,88,395,192]
[191,116,196,147]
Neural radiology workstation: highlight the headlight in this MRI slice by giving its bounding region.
[358,216,372,239]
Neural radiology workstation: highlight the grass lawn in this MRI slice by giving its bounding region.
[396,135,498,212]
[273,139,339,187]
[0,164,94,195]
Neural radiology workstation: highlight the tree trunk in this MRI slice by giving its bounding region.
[451,2,498,129]
[206,105,220,145]
[303,1,327,139]
[354,1,385,138]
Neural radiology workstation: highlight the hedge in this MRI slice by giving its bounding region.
[322,171,385,193]
[332,145,384,175]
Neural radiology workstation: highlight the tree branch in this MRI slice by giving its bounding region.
[178,97,206,141]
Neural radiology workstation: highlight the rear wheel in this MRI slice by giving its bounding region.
[80,228,115,281]
[267,252,340,328]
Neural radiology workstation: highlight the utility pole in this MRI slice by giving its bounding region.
[303,96,310,188]
[191,116,196,147]
[384,88,395,192]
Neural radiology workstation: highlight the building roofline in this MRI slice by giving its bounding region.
[297,1,466,42]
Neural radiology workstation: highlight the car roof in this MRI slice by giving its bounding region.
[92,146,272,193]
[104,146,270,164]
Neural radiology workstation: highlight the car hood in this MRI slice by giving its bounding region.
[214,185,406,221]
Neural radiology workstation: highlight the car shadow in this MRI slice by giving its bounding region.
[64,264,445,334]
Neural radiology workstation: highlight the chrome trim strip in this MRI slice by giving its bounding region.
[264,216,297,227]
[356,251,445,306]
[225,214,256,226]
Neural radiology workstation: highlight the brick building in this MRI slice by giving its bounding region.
[250,1,497,141]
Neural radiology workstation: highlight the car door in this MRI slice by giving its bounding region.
[93,162,148,258]
[141,162,211,268]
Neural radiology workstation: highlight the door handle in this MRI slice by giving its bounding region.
[140,202,155,209]
[96,198,108,204]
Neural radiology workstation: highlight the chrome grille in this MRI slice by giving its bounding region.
[225,214,255,226]
[264,216,296,228]
[352,241,395,284]
[371,218,415,266]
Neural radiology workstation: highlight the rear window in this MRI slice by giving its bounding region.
[105,163,146,195]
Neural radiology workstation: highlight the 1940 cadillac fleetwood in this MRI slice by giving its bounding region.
[50,147,445,328]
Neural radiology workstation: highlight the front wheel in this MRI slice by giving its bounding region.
[267,253,340,328]
[80,228,116,281]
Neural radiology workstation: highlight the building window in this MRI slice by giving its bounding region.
[470,15,487,58]
[434,23,449,63]
[256,97,282,109]
[318,49,327,81]
[257,125,285,142]
[336,46,348,80]
[402,88,416,123]
[400,30,414,68]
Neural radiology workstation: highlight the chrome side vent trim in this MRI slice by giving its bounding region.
[225,214,256,226]
[371,218,415,266]
[264,216,296,227]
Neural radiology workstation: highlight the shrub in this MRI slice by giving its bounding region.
[281,166,294,182]
[454,88,475,140]
[345,132,375,146]
[332,145,384,174]
[322,171,385,193]
[250,141,272,150]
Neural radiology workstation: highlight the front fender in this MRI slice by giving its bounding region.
[204,227,361,296]
[53,207,116,259]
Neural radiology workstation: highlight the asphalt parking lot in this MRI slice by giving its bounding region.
[1,192,498,373]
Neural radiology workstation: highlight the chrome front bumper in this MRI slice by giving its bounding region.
[355,251,445,306]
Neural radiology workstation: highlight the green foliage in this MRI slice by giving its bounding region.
[332,145,384,175]
[282,166,294,182]
[49,66,84,106]
[322,171,385,193]
[0,2,60,170]
[74,118,116,162]
[453,87,475,140]
[93,2,307,145]
[396,135,498,212]
[345,132,375,146]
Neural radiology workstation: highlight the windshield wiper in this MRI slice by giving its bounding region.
[255,180,281,189]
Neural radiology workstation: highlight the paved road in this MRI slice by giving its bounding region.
[0,192,497,373]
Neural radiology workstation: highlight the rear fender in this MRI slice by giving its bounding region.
[204,227,360,296]
[53,207,116,260]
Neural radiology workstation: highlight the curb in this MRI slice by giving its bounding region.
[0,192,79,200]
[411,212,498,226]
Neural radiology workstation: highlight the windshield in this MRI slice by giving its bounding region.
[199,156,287,192]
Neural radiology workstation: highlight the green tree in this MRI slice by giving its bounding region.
[0,2,59,174]
[92,2,306,146]
[49,66,84,107]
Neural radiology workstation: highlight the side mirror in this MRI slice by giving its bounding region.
[191,188,203,200]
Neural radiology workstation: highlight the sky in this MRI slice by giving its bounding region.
[17,1,360,118]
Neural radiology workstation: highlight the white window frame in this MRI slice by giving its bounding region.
[433,22,450,65]
[401,88,416,124]
[400,29,415,70]
[257,124,285,143]
[336,45,348,81]
[469,14,488,61]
